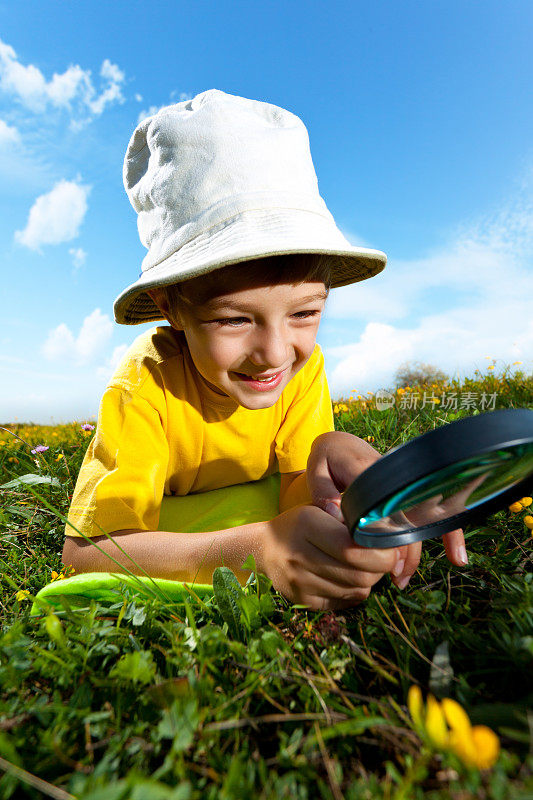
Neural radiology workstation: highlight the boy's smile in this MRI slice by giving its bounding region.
[148,277,328,410]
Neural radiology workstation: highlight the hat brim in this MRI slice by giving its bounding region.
[113,208,386,324]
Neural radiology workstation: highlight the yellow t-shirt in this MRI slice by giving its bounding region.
[66,325,334,538]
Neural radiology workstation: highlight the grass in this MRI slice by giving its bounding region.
[0,362,532,799]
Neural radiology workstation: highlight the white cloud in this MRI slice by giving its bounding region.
[135,93,143,102]
[337,226,372,249]
[0,118,19,144]
[15,179,90,251]
[42,309,113,364]
[324,194,533,398]
[0,38,125,126]
[170,90,193,103]
[69,247,87,269]
[96,344,129,380]
[137,93,192,123]
[137,104,168,124]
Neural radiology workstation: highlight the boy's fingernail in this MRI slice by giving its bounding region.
[392,558,405,577]
[458,545,468,565]
[325,502,343,520]
[396,575,411,590]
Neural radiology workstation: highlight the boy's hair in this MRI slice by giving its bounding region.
[161,253,333,321]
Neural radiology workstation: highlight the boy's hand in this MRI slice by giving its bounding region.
[305,431,468,589]
[259,504,403,610]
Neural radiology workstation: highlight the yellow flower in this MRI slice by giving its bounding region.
[441,698,500,770]
[513,361,522,365]
[487,365,495,371]
[407,688,500,771]
[425,694,448,749]
[407,685,424,729]
[523,515,533,530]
[509,502,523,513]
[334,404,339,413]
[519,497,532,508]
[16,590,30,601]
[55,454,64,461]
[50,570,60,581]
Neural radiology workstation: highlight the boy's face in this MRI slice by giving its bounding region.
[148,273,328,410]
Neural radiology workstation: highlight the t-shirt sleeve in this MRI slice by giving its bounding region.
[275,345,334,474]
[65,385,169,538]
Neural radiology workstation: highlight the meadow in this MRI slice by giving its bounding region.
[0,360,532,799]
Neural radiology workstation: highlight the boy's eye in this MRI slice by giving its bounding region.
[215,310,321,327]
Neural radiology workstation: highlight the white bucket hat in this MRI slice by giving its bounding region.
[114,88,387,325]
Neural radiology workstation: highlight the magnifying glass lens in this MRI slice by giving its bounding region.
[357,442,533,535]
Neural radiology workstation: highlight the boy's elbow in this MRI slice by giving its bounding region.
[62,534,107,573]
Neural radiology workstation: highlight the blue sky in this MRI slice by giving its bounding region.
[1,0,532,423]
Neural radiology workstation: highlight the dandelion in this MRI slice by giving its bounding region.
[407,686,500,770]
[523,516,533,530]
[16,590,30,601]
[31,445,49,454]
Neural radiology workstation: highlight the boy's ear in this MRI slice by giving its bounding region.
[146,288,182,328]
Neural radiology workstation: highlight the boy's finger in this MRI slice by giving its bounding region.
[391,540,422,589]
[308,516,401,574]
[307,433,380,510]
[442,528,468,566]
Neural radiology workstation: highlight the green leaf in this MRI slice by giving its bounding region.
[109,650,156,685]
[4,504,34,520]
[259,629,283,659]
[157,697,199,753]
[239,593,261,633]
[79,782,129,800]
[241,553,257,572]
[212,566,245,640]
[0,473,61,489]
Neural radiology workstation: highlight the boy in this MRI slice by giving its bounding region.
[62,89,466,610]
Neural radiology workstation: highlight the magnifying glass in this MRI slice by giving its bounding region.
[340,408,533,548]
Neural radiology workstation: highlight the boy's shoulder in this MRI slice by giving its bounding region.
[108,325,184,393]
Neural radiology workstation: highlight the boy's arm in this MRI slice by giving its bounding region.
[279,470,312,512]
[62,522,269,587]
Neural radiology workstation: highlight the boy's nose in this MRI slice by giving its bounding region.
[248,326,291,370]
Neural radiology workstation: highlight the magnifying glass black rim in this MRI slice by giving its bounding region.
[340,408,533,548]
